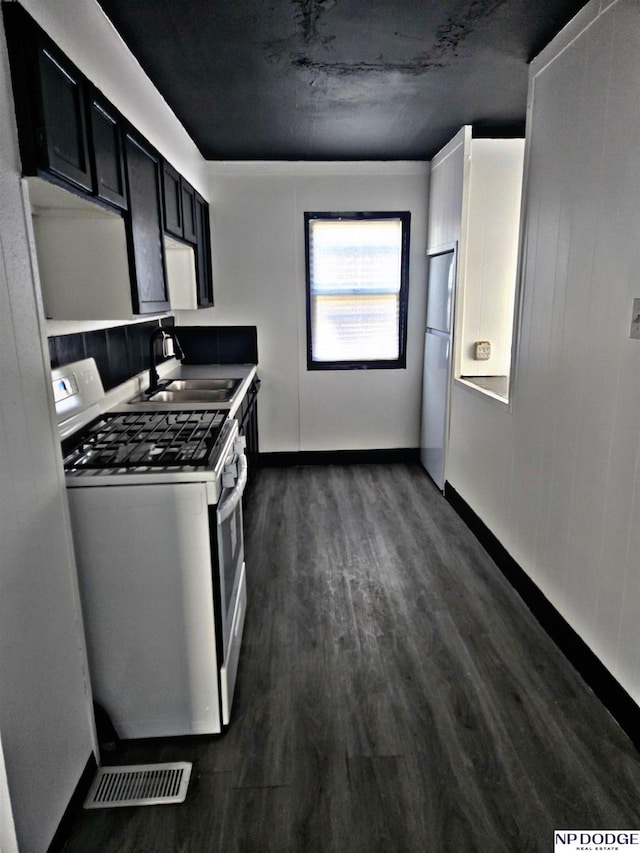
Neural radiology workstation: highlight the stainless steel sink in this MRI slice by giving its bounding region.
[165,379,242,393]
[128,377,243,404]
[145,389,237,403]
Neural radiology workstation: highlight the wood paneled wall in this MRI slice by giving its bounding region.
[448,0,640,704]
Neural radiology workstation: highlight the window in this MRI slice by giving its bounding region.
[304,212,411,370]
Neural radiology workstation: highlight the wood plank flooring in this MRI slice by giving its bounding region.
[63,464,640,852]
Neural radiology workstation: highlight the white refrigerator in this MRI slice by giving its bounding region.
[420,245,456,490]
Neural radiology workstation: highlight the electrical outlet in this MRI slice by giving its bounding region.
[475,340,491,360]
[630,299,640,339]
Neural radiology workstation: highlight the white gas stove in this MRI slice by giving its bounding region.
[53,357,248,739]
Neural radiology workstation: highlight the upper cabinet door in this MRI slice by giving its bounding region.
[194,192,214,308]
[36,40,92,192]
[181,180,198,243]
[162,161,183,238]
[88,90,127,210]
[124,131,170,314]
[4,4,97,197]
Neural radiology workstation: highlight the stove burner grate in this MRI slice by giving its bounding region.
[62,410,228,471]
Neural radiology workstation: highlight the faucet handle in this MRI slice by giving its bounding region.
[172,332,184,361]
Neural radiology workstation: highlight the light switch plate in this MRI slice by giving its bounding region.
[630,299,640,339]
[475,340,491,360]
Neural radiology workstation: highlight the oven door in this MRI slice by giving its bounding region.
[216,452,248,724]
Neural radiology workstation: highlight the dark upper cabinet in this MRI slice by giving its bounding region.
[162,161,183,238]
[194,192,214,308]
[3,2,211,315]
[3,3,128,209]
[3,3,92,193]
[88,89,127,210]
[181,180,197,243]
[123,130,170,314]
[38,43,92,192]
[161,169,213,309]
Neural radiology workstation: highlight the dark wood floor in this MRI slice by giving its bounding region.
[63,464,640,852]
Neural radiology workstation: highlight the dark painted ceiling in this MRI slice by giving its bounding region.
[96,0,589,161]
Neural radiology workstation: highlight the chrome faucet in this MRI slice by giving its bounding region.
[148,327,184,395]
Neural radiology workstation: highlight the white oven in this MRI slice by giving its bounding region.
[53,358,248,739]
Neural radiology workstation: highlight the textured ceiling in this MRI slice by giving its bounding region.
[96,0,589,160]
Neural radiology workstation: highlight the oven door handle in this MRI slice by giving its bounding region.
[217,454,248,525]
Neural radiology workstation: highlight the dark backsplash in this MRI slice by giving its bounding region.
[176,326,258,365]
[48,320,258,391]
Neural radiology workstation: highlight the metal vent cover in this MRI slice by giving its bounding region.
[84,762,192,809]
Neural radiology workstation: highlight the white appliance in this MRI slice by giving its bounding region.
[53,358,248,739]
[420,244,457,490]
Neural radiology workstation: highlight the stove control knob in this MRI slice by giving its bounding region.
[234,435,246,454]
[222,461,237,488]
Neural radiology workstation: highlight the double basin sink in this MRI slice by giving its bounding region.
[129,377,243,405]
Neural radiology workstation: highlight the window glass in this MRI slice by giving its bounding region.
[305,212,410,369]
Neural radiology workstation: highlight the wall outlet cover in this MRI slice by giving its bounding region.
[475,340,491,360]
[630,299,640,339]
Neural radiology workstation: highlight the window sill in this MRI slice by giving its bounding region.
[456,375,510,405]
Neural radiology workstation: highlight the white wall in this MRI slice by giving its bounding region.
[459,139,524,377]
[177,161,429,453]
[0,8,98,850]
[447,0,640,704]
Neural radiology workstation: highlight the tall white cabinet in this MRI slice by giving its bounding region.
[420,127,524,487]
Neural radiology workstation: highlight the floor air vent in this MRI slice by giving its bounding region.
[84,762,192,809]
